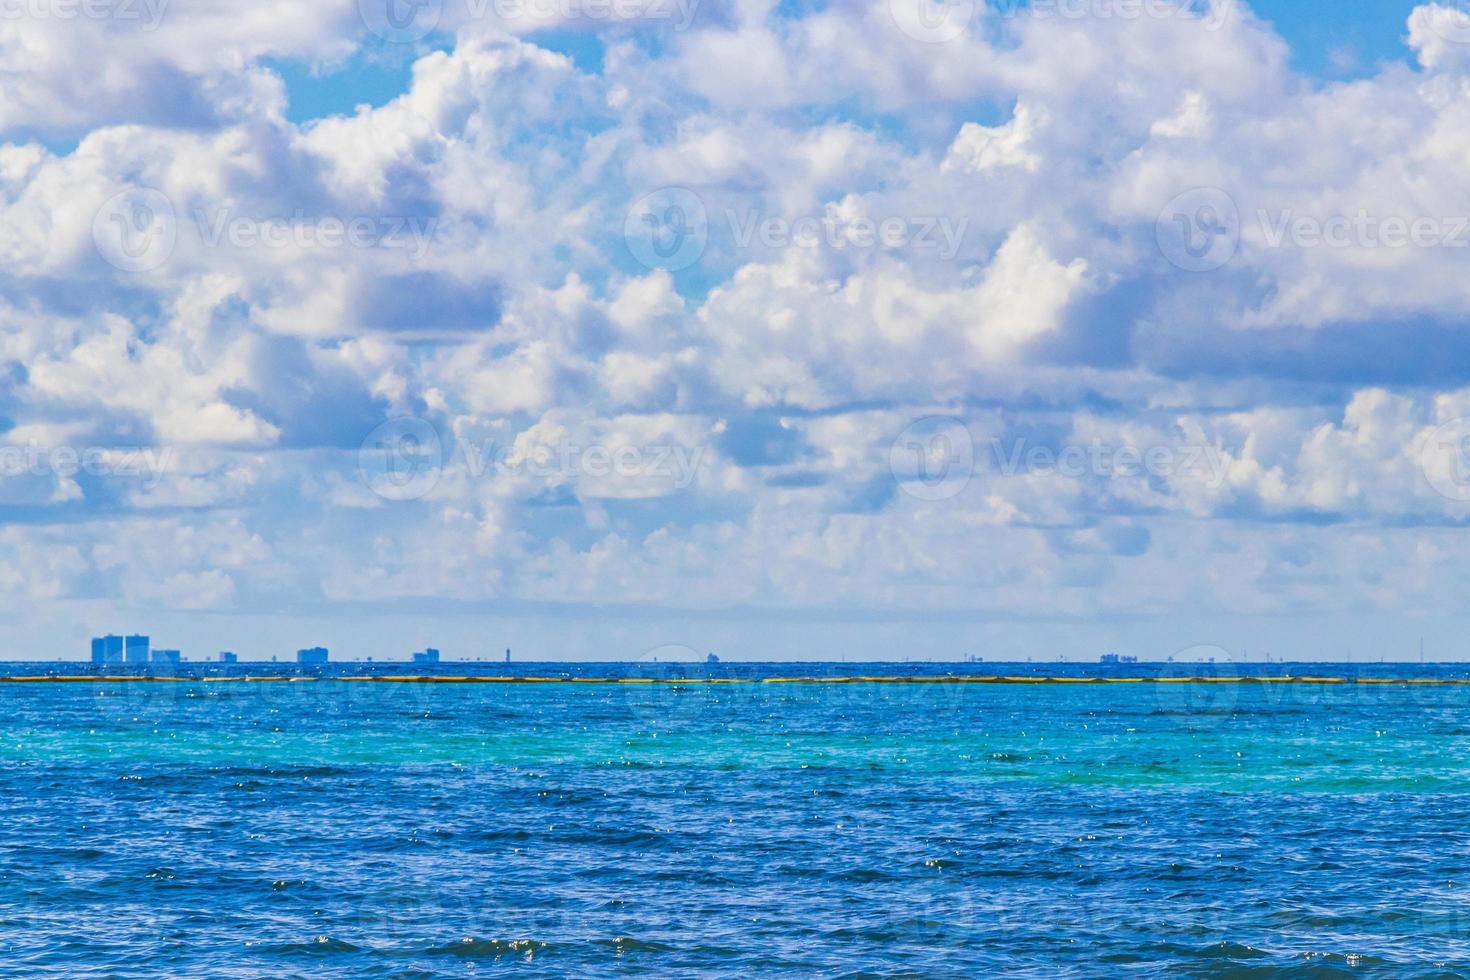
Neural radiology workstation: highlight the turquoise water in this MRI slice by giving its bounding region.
[4,666,1470,975]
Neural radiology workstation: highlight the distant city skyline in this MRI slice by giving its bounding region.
[56,627,1456,665]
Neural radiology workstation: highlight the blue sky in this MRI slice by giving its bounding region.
[271,1,1432,120]
[3,0,1470,661]
[1251,0,1427,72]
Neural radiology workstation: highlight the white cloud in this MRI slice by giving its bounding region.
[1150,91,1213,140]
[0,0,354,131]
[1408,4,1470,71]
[5,0,1470,637]
[943,105,1044,175]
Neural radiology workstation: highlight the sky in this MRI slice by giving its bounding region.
[2,0,1470,662]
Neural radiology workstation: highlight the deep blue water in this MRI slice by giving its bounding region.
[4,663,1470,976]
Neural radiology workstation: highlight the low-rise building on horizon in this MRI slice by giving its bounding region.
[297,646,329,665]
[91,635,125,665]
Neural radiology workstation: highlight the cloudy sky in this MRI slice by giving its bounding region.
[2,0,1469,661]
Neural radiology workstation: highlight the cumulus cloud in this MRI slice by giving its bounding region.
[0,0,356,132]
[1408,3,1470,71]
[3,0,1470,646]
[943,104,1045,175]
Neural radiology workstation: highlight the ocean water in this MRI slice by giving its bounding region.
[4,664,1470,977]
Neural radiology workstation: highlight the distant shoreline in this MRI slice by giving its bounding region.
[2,661,1469,685]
